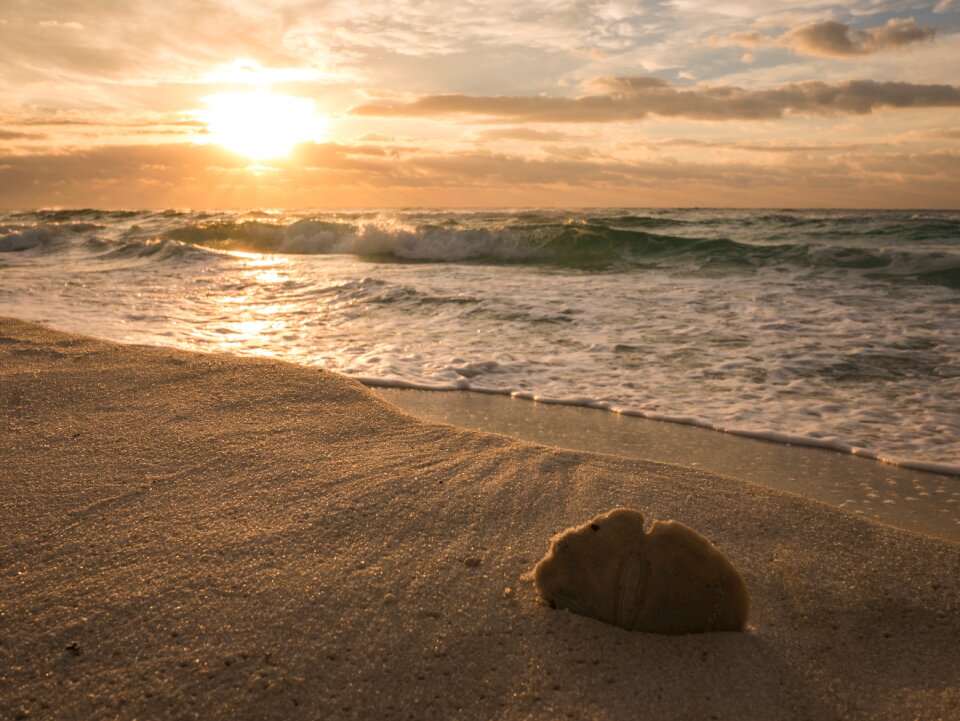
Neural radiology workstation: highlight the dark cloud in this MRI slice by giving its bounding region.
[0,129,46,140]
[714,18,938,58]
[649,138,877,153]
[791,18,936,57]
[351,77,960,122]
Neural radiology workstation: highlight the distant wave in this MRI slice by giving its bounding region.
[0,224,210,262]
[7,209,146,221]
[153,217,960,287]
[3,212,959,289]
[0,225,71,252]
[96,238,210,262]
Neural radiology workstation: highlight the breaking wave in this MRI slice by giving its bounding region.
[4,211,958,288]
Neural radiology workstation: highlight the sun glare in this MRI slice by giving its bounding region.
[198,90,325,160]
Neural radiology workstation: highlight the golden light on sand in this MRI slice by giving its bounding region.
[197,90,325,160]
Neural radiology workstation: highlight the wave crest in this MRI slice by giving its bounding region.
[6,212,958,289]
[0,226,65,252]
[155,217,960,286]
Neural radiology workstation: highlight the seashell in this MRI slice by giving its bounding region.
[531,508,749,634]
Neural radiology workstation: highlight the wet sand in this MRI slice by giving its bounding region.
[2,317,959,721]
[377,388,960,541]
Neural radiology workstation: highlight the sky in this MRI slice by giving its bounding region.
[1,0,959,208]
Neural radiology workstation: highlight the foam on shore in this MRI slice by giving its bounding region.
[2,317,959,721]
[361,376,960,477]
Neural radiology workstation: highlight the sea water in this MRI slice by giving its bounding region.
[1,208,958,473]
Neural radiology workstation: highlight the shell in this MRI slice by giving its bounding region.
[531,508,749,634]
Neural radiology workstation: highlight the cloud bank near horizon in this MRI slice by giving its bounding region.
[2,139,958,210]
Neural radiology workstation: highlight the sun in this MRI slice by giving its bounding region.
[197,90,326,161]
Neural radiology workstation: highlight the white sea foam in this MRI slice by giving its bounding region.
[1,208,958,475]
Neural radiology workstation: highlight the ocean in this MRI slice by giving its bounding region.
[2,208,958,474]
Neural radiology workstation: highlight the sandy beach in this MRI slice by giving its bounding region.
[2,316,959,720]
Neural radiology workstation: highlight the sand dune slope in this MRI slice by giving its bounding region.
[1,318,958,721]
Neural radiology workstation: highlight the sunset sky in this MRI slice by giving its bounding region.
[1,0,959,208]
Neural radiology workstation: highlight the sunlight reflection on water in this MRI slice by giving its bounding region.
[1,208,958,473]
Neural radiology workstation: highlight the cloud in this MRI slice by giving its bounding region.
[902,127,960,141]
[38,20,85,30]
[475,127,573,141]
[713,18,938,58]
[790,18,937,57]
[351,77,960,122]
[6,117,205,129]
[647,137,878,153]
[0,129,47,140]
[930,127,960,140]
[2,141,957,209]
[2,1,956,136]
